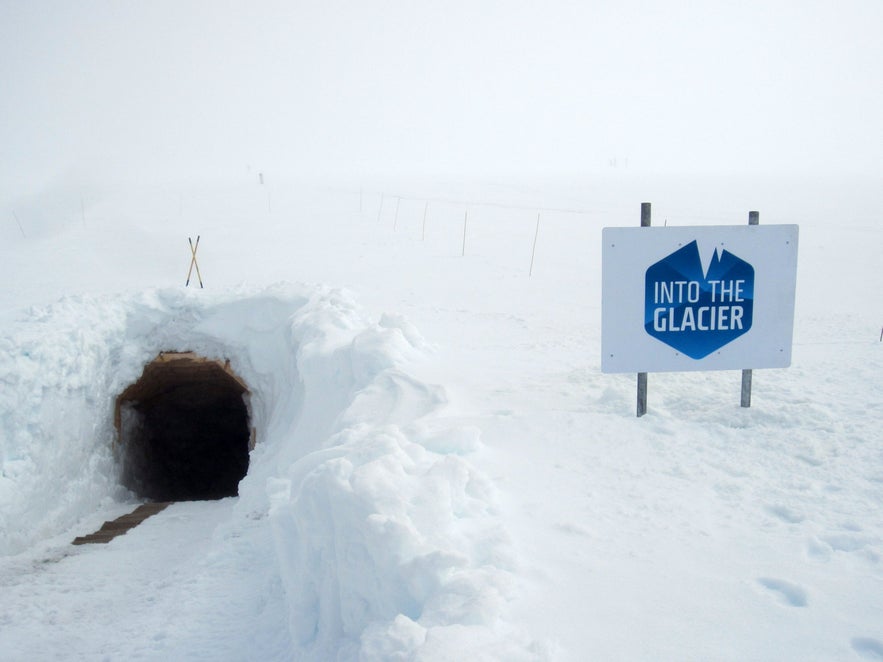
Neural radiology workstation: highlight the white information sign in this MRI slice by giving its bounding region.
[602,224,799,373]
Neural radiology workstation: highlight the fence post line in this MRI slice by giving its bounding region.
[393,197,401,231]
[741,210,760,407]
[377,193,385,224]
[637,202,651,417]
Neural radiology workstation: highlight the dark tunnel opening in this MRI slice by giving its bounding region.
[115,353,252,502]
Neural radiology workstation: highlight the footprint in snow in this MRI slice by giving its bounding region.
[765,504,804,524]
[822,532,869,553]
[795,453,823,467]
[806,528,879,564]
[757,577,808,607]
[852,638,883,660]
[554,522,591,537]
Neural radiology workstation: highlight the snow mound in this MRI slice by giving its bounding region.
[0,283,539,659]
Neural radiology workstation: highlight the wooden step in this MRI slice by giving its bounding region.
[72,502,173,545]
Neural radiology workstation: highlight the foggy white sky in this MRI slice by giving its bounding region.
[2,0,881,196]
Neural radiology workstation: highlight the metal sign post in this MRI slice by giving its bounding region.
[740,211,760,407]
[637,202,651,417]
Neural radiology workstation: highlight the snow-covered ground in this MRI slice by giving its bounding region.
[1,173,881,660]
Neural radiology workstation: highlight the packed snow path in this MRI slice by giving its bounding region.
[0,499,291,659]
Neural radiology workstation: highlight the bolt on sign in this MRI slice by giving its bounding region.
[602,225,799,373]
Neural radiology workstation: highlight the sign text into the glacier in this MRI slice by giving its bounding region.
[602,224,798,373]
[645,240,754,359]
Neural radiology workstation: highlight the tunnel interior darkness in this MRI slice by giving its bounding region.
[115,352,252,502]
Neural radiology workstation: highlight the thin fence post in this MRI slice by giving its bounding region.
[462,210,468,256]
[741,210,759,407]
[393,197,401,230]
[377,193,385,224]
[12,211,25,238]
[529,212,540,277]
[638,202,651,417]
[422,201,428,241]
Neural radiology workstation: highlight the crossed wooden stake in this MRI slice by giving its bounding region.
[186,235,203,288]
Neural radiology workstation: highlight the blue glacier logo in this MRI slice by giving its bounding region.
[645,241,754,359]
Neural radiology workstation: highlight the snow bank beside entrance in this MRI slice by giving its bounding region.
[0,283,536,659]
[0,295,129,553]
[244,285,534,659]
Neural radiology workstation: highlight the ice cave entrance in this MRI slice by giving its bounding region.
[114,352,253,501]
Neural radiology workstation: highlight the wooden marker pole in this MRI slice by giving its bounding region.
[186,235,203,288]
[637,202,651,417]
[741,210,759,407]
